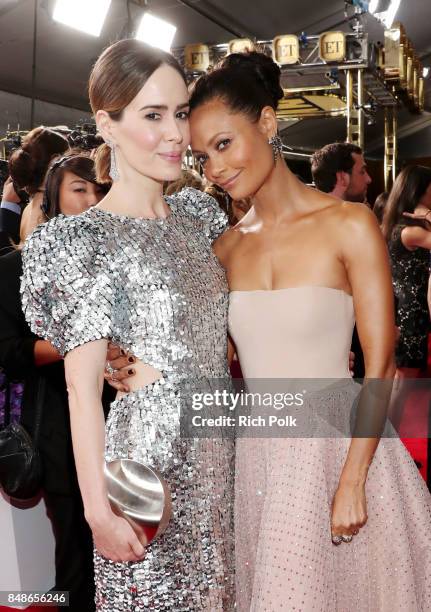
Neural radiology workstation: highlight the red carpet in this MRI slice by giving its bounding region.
[400,333,431,481]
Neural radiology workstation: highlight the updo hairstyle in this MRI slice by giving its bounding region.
[189,51,284,120]
[8,127,69,196]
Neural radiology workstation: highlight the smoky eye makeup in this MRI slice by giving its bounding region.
[216,138,231,151]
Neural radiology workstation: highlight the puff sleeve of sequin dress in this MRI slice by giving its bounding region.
[20,188,235,612]
[20,213,116,356]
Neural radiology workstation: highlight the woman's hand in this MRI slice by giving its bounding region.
[2,177,21,203]
[330,481,367,544]
[403,209,431,227]
[89,509,146,562]
[105,342,136,392]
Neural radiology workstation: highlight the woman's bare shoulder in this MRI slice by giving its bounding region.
[332,201,379,232]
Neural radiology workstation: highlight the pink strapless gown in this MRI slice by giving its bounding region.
[229,287,431,612]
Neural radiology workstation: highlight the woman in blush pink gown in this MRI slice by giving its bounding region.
[189,51,431,611]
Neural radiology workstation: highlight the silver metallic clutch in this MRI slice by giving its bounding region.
[105,459,172,546]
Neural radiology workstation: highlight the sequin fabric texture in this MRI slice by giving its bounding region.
[388,224,430,368]
[20,188,235,611]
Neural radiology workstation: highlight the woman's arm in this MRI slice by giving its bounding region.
[64,339,145,562]
[331,204,396,538]
[401,225,431,250]
[342,204,395,469]
[33,339,63,367]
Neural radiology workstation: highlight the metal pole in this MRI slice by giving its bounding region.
[346,69,364,148]
[384,107,396,191]
[383,108,391,191]
[346,70,354,143]
[357,68,364,149]
[30,0,38,129]
[392,110,398,185]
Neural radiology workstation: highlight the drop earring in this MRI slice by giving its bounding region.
[268,134,283,164]
[106,140,119,182]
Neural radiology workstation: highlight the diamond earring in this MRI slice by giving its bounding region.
[268,134,283,164]
[106,140,119,182]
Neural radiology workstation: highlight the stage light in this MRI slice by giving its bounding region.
[423,67,430,78]
[53,0,111,37]
[368,0,402,27]
[135,13,177,51]
[382,0,402,27]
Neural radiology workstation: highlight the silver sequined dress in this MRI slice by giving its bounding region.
[20,188,235,611]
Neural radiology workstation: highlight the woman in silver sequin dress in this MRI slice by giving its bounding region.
[21,40,234,611]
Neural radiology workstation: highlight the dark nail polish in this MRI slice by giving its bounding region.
[128,369,135,375]
[120,349,126,356]
[128,356,135,363]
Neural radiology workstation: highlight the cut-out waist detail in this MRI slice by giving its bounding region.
[115,361,163,401]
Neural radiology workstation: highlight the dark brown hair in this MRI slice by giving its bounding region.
[43,154,108,219]
[310,142,363,193]
[382,165,431,240]
[8,127,69,196]
[88,39,186,184]
[189,51,284,121]
[372,191,389,225]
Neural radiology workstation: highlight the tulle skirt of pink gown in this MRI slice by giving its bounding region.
[235,400,431,612]
[230,288,431,612]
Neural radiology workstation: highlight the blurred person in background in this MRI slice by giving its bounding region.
[400,173,431,321]
[311,142,372,204]
[0,154,108,612]
[382,165,431,427]
[8,126,69,241]
[205,182,251,226]
[164,167,204,195]
[0,177,24,255]
[382,165,431,371]
[372,191,389,225]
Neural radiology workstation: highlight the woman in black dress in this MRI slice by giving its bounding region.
[382,165,431,427]
[382,165,431,371]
